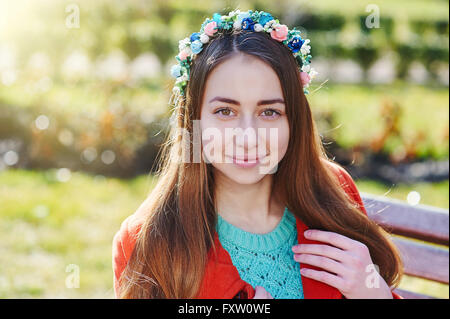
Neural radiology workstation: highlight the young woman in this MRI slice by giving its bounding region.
[113,9,404,299]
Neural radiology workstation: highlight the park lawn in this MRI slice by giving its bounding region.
[0,168,448,298]
[308,83,449,159]
[355,179,449,209]
[0,168,154,298]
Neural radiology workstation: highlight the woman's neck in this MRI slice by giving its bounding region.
[213,170,285,234]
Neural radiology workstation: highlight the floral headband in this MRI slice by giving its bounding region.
[170,9,318,98]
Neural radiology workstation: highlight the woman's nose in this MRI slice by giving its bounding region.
[234,117,258,149]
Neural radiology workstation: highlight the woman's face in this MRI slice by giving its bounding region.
[199,54,290,185]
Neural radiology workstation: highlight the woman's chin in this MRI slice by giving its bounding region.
[213,164,269,185]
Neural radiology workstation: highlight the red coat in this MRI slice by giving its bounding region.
[113,161,403,299]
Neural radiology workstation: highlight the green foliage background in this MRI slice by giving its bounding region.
[0,0,448,298]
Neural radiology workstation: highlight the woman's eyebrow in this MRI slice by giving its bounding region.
[208,96,285,106]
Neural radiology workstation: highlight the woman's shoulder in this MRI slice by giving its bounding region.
[321,158,352,180]
[321,158,368,216]
[321,158,358,188]
[113,197,151,248]
[112,198,151,282]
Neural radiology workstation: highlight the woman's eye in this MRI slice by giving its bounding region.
[261,109,281,118]
[214,107,281,118]
[214,108,235,117]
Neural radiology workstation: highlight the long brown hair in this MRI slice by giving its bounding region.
[118,29,403,298]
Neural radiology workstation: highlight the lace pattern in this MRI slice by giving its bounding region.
[216,207,304,299]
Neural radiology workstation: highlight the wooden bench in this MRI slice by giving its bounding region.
[360,192,449,299]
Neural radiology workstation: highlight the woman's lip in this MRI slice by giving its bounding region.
[225,155,260,162]
[224,155,268,167]
[231,157,259,168]
[234,157,258,161]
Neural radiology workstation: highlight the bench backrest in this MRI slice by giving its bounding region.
[360,192,449,299]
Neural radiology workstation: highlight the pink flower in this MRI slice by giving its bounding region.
[204,21,218,36]
[300,72,311,86]
[178,50,189,61]
[270,24,288,42]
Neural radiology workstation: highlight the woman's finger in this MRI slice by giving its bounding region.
[300,268,346,292]
[294,254,348,277]
[292,244,346,262]
[304,230,361,251]
[253,286,274,299]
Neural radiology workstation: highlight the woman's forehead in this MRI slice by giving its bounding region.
[203,55,283,104]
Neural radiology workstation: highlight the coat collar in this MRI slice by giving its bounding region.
[196,215,343,299]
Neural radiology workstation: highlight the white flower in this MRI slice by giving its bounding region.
[263,20,277,33]
[226,10,238,18]
[300,39,311,55]
[228,9,241,17]
[301,65,311,73]
[301,45,311,55]
[234,12,250,30]
[182,46,192,56]
[172,86,181,95]
[264,19,276,29]
[233,19,242,30]
[178,37,190,51]
[175,73,188,84]
[254,23,264,32]
[309,67,318,79]
[200,33,209,44]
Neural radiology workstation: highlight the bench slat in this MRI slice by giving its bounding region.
[391,237,449,284]
[393,288,437,299]
[361,192,449,246]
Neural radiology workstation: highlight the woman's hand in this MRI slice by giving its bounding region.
[253,286,274,299]
[292,229,394,299]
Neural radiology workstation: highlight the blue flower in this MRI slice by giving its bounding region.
[213,13,222,26]
[190,32,201,43]
[242,17,256,31]
[259,12,274,27]
[288,36,305,53]
[190,40,203,54]
[170,64,182,78]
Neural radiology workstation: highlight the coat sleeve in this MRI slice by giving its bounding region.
[334,164,404,299]
[392,291,403,299]
[112,229,126,298]
[112,215,139,298]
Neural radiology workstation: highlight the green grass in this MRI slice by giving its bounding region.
[356,179,449,209]
[309,83,449,159]
[0,80,169,116]
[0,169,155,298]
[0,169,448,298]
